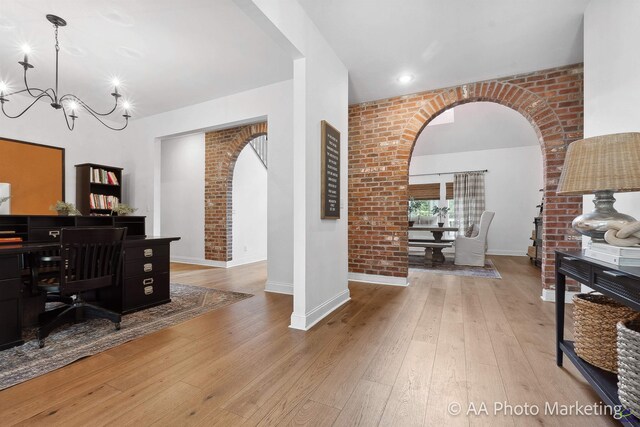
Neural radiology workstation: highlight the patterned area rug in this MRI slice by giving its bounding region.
[409,254,502,279]
[0,283,252,391]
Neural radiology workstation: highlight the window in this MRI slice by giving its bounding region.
[446,182,455,226]
[408,182,455,226]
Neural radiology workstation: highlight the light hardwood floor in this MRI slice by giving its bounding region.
[0,257,619,426]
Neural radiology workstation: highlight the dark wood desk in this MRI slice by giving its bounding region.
[0,235,179,350]
[555,250,640,426]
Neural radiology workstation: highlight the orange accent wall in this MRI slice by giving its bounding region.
[0,138,64,215]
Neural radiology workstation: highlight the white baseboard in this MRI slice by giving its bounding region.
[170,256,228,268]
[290,289,351,331]
[541,288,580,303]
[348,272,408,287]
[265,281,293,295]
[170,256,267,269]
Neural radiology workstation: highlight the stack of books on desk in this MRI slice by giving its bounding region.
[585,242,640,266]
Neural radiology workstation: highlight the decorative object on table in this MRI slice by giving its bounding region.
[50,201,81,216]
[556,132,640,242]
[455,211,495,267]
[431,206,450,227]
[111,204,137,216]
[0,15,131,131]
[585,241,640,266]
[320,120,340,219]
[453,171,486,232]
[617,317,640,418]
[572,292,639,373]
[604,221,640,247]
[0,283,253,391]
[408,254,501,279]
[0,183,9,214]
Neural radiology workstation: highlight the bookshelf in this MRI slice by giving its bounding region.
[75,163,123,216]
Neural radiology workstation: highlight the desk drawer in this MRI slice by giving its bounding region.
[0,278,21,301]
[558,255,591,284]
[0,256,19,280]
[593,267,640,306]
[29,227,62,242]
[123,272,170,312]
[124,255,169,278]
[125,244,169,261]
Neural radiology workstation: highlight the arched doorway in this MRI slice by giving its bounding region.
[400,82,582,289]
[204,122,268,263]
[408,102,543,261]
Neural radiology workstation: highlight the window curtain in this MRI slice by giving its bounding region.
[453,172,485,232]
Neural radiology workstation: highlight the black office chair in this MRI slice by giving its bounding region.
[33,227,126,348]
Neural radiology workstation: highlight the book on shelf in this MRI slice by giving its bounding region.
[0,237,22,243]
[584,249,640,266]
[89,193,119,210]
[89,167,119,186]
[588,242,640,258]
[0,230,16,235]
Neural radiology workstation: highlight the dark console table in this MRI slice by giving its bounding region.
[0,215,179,350]
[556,250,640,426]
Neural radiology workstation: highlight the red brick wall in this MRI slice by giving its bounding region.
[204,122,268,262]
[348,64,584,289]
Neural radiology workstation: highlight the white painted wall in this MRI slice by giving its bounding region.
[410,145,543,256]
[414,102,540,156]
[584,0,640,223]
[0,107,126,207]
[241,0,350,330]
[160,133,205,263]
[232,145,268,266]
[118,80,294,290]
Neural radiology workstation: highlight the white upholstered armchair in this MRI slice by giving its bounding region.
[454,211,495,267]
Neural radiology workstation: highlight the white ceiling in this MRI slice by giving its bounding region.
[413,102,539,157]
[298,0,590,104]
[0,1,591,120]
[0,0,293,118]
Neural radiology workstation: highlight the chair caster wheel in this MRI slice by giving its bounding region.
[115,323,121,331]
[38,339,45,348]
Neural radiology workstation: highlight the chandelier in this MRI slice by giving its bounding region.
[0,14,131,131]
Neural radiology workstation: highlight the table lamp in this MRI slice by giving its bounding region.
[556,132,640,242]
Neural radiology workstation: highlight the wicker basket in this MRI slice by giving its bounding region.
[572,293,638,373]
[618,318,640,417]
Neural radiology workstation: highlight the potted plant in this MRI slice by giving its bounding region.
[111,204,137,216]
[51,201,81,216]
[431,206,450,227]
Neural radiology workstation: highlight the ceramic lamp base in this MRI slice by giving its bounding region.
[573,190,636,242]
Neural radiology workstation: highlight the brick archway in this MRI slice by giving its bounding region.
[400,82,581,288]
[204,122,267,262]
[348,64,584,290]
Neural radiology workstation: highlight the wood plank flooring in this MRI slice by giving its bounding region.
[0,257,619,426]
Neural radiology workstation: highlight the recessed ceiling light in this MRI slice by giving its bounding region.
[398,74,414,84]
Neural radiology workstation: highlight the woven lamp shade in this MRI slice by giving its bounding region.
[557,132,640,195]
